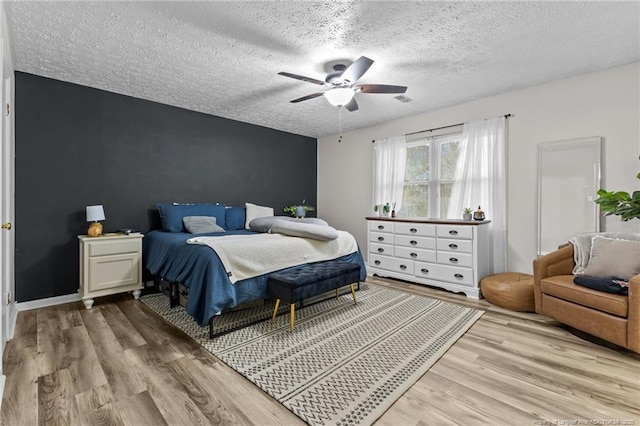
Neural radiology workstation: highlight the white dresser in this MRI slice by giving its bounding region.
[366,218,492,298]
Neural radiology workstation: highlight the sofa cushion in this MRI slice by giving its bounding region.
[540,275,628,318]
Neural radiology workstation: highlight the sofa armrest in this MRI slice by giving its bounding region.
[628,274,640,353]
[532,244,575,313]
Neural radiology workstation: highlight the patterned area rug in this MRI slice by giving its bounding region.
[140,283,483,425]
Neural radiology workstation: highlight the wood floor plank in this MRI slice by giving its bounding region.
[126,345,213,426]
[115,390,168,426]
[79,307,147,400]
[74,384,124,426]
[38,368,79,426]
[99,303,147,350]
[63,324,109,394]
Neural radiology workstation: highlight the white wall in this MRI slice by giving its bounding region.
[318,62,640,274]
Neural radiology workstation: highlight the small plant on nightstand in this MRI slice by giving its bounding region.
[463,207,473,221]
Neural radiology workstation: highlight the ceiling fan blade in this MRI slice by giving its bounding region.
[278,72,325,86]
[358,84,407,94]
[344,98,359,112]
[340,56,374,84]
[290,92,324,103]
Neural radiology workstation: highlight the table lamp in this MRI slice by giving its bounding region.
[86,205,105,237]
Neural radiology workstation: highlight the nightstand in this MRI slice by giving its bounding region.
[78,233,144,309]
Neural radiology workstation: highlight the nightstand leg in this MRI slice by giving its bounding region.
[132,290,141,300]
[82,298,94,310]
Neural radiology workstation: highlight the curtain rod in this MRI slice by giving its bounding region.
[372,113,512,143]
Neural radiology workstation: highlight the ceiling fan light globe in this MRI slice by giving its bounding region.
[324,88,355,107]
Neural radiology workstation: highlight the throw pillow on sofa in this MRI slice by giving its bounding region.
[582,236,640,281]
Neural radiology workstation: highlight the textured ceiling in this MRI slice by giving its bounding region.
[5,1,640,138]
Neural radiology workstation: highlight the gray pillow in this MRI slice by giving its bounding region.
[583,236,640,280]
[183,216,225,234]
[249,216,329,233]
[270,221,339,241]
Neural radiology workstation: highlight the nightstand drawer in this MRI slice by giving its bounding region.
[89,239,140,257]
[88,253,140,292]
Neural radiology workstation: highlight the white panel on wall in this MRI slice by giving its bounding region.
[537,137,601,256]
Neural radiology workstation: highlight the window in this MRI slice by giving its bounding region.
[400,132,462,218]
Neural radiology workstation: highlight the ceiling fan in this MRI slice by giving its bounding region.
[278,56,407,112]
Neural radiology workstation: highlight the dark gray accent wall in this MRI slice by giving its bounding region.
[15,72,317,302]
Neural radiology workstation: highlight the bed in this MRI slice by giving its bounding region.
[143,203,366,328]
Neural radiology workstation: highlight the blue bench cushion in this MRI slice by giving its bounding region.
[268,260,361,303]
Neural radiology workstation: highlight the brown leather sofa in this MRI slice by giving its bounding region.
[533,244,639,353]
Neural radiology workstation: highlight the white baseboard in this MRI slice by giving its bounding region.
[16,293,81,312]
[7,303,17,340]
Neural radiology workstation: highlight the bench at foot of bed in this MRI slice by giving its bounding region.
[267,260,362,332]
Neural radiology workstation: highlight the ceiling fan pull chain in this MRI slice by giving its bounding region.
[338,107,343,142]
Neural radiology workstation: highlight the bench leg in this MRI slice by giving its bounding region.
[350,283,357,305]
[272,299,280,323]
[290,304,295,332]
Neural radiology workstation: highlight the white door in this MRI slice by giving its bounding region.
[0,12,14,360]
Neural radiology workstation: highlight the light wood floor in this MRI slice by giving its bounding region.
[2,277,639,425]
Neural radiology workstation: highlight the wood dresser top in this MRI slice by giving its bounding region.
[365,217,492,225]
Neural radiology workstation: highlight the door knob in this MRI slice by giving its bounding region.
[1,222,11,230]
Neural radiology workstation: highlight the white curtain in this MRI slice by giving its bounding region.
[447,116,507,273]
[374,135,407,213]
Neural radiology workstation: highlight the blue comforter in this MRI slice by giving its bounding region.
[143,230,367,326]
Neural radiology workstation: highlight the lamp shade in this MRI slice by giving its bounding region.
[324,87,355,107]
[86,205,105,222]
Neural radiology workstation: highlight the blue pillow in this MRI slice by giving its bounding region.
[225,207,246,230]
[157,203,226,232]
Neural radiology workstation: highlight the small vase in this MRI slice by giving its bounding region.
[463,213,472,221]
[295,206,306,218]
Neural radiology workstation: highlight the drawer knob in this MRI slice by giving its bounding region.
[400,264,407,270]
[378,236,385,242]
[374,260,381,265]
[420,268,429,274]
[449,230,458,235]
[449,243,458,249]
[377,248,384,253]
[410,240,417,246]
[449,257,459,263]
[454,273,464,279]
[377,225,384,230]
[410,253,417,258]
[410,228,417,233]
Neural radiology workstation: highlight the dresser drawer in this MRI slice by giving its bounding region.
[369,254,414,275]
[437,251,473,268]
[436,239,473,253]
[414,261,437,279]
[88,239,140,257]
[369,242,393,256]
[368,221,393,233]
[394,235,436,250]
[369,231,392,244]
[436,224,473,240]
[394,222,436,237]
[430,264,474,287]
[394,246,436,263]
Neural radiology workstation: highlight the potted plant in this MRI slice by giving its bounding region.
[594,172,640,221]
[373,204,381,217]
[463,207,473,221]
[284,199,315,218]
[382,202,391,217]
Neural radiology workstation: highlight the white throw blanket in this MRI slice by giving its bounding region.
[569,232,640,275]
[187,231,358,283]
